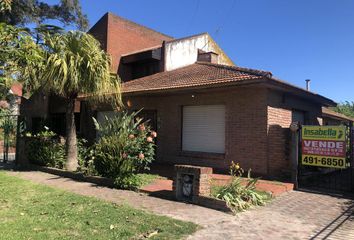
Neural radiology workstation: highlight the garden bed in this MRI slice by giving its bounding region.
[28,164,115,188]
[29,164,233,212]
[27,164,164,190]
[212,174,294,197]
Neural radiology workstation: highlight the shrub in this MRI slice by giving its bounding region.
[26,129,66,169]
[91,110,156,189]
[213,162,268,213]
[77,139,97,176]
[213,177,267,212]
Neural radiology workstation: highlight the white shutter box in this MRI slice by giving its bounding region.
[182,105,225,154]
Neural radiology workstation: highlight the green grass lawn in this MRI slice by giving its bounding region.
[0,172,197,240]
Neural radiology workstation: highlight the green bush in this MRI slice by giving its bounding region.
[77,139,98,176]
[26,128,90,171]
[26,129,66,169]
[91,110,156,190]
[212,161,268,213]
[213,177,267,213]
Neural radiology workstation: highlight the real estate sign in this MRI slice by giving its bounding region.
[301,125,347,169]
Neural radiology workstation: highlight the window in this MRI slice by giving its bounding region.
[136,110,157,131]
[49,113,66,136]
[292,110,306,124]
[96,111,120,138]
[48,113,81,136]
[131,60,160,80]
[182,105,225,154]
[31,117,45,134]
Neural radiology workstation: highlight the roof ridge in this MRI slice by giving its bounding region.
[322,107,354,121]
[107,12,174,40]
[165,32,208,44]
[123,62,271,86]
[121,45,162,57]
[196,61,272,78]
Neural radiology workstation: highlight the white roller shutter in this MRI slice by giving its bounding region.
[182,105,225,153]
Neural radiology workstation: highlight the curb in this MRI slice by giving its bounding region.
[26,165,115,188]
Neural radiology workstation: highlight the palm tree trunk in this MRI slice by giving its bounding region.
[65,97,78,171]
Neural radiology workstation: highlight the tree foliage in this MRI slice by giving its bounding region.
[0,0,88,30]
[0,23,44,99]
[28,31,121,170]
[38,31,121,105]
[1,24,121,170]
[0,0,12,12]
[332,101,354,118]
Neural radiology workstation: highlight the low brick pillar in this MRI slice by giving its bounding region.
[173,165,212,202]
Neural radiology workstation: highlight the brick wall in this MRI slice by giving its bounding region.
[90,13,172,74]
[20,91,49,118]
[119,86,269,175]
[88,13,108,51]
[82,86,325,179]
[266,89,323,178]
[267,106,292,177]
[20,91,49,129]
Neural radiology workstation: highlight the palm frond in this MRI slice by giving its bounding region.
[40,31,122,106]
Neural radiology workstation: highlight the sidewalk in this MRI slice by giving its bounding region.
[4,169,354,239]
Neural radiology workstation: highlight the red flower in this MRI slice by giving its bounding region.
[128,134,135,139]
[122,152,127,159]
[138,153,145,160]
[147,136,153,142]
[138,124,146,131]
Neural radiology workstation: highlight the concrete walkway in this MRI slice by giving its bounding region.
[4,169,354,240]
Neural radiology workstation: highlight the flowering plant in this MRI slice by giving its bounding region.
[92,110,156,189]
[230,161,244,177]
[213,162,267,213]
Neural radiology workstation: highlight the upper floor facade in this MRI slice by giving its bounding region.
[89,12,234,82]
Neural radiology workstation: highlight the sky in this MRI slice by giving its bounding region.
[43,0,354,102]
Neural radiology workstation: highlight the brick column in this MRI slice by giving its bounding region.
[173,165,212,202]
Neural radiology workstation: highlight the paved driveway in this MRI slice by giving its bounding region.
[4,169,354,240]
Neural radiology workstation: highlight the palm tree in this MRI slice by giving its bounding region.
[36,31,121,170]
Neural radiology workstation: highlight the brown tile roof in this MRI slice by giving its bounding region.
[121,62,336,106]
[322,107,354,122]
[78,62,335,107]
[11,83,23,97]
[122,62,271,94]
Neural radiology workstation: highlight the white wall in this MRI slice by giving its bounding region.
[164,33,234,71]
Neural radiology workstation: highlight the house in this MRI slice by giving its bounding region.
[21,12,338,180]
[321,107,354,126]
[0,83,23,115]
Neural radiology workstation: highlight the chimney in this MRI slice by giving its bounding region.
[305,79,311,91]
[197,50,219,64]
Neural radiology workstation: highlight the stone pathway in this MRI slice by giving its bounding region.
[4,169,354,240]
